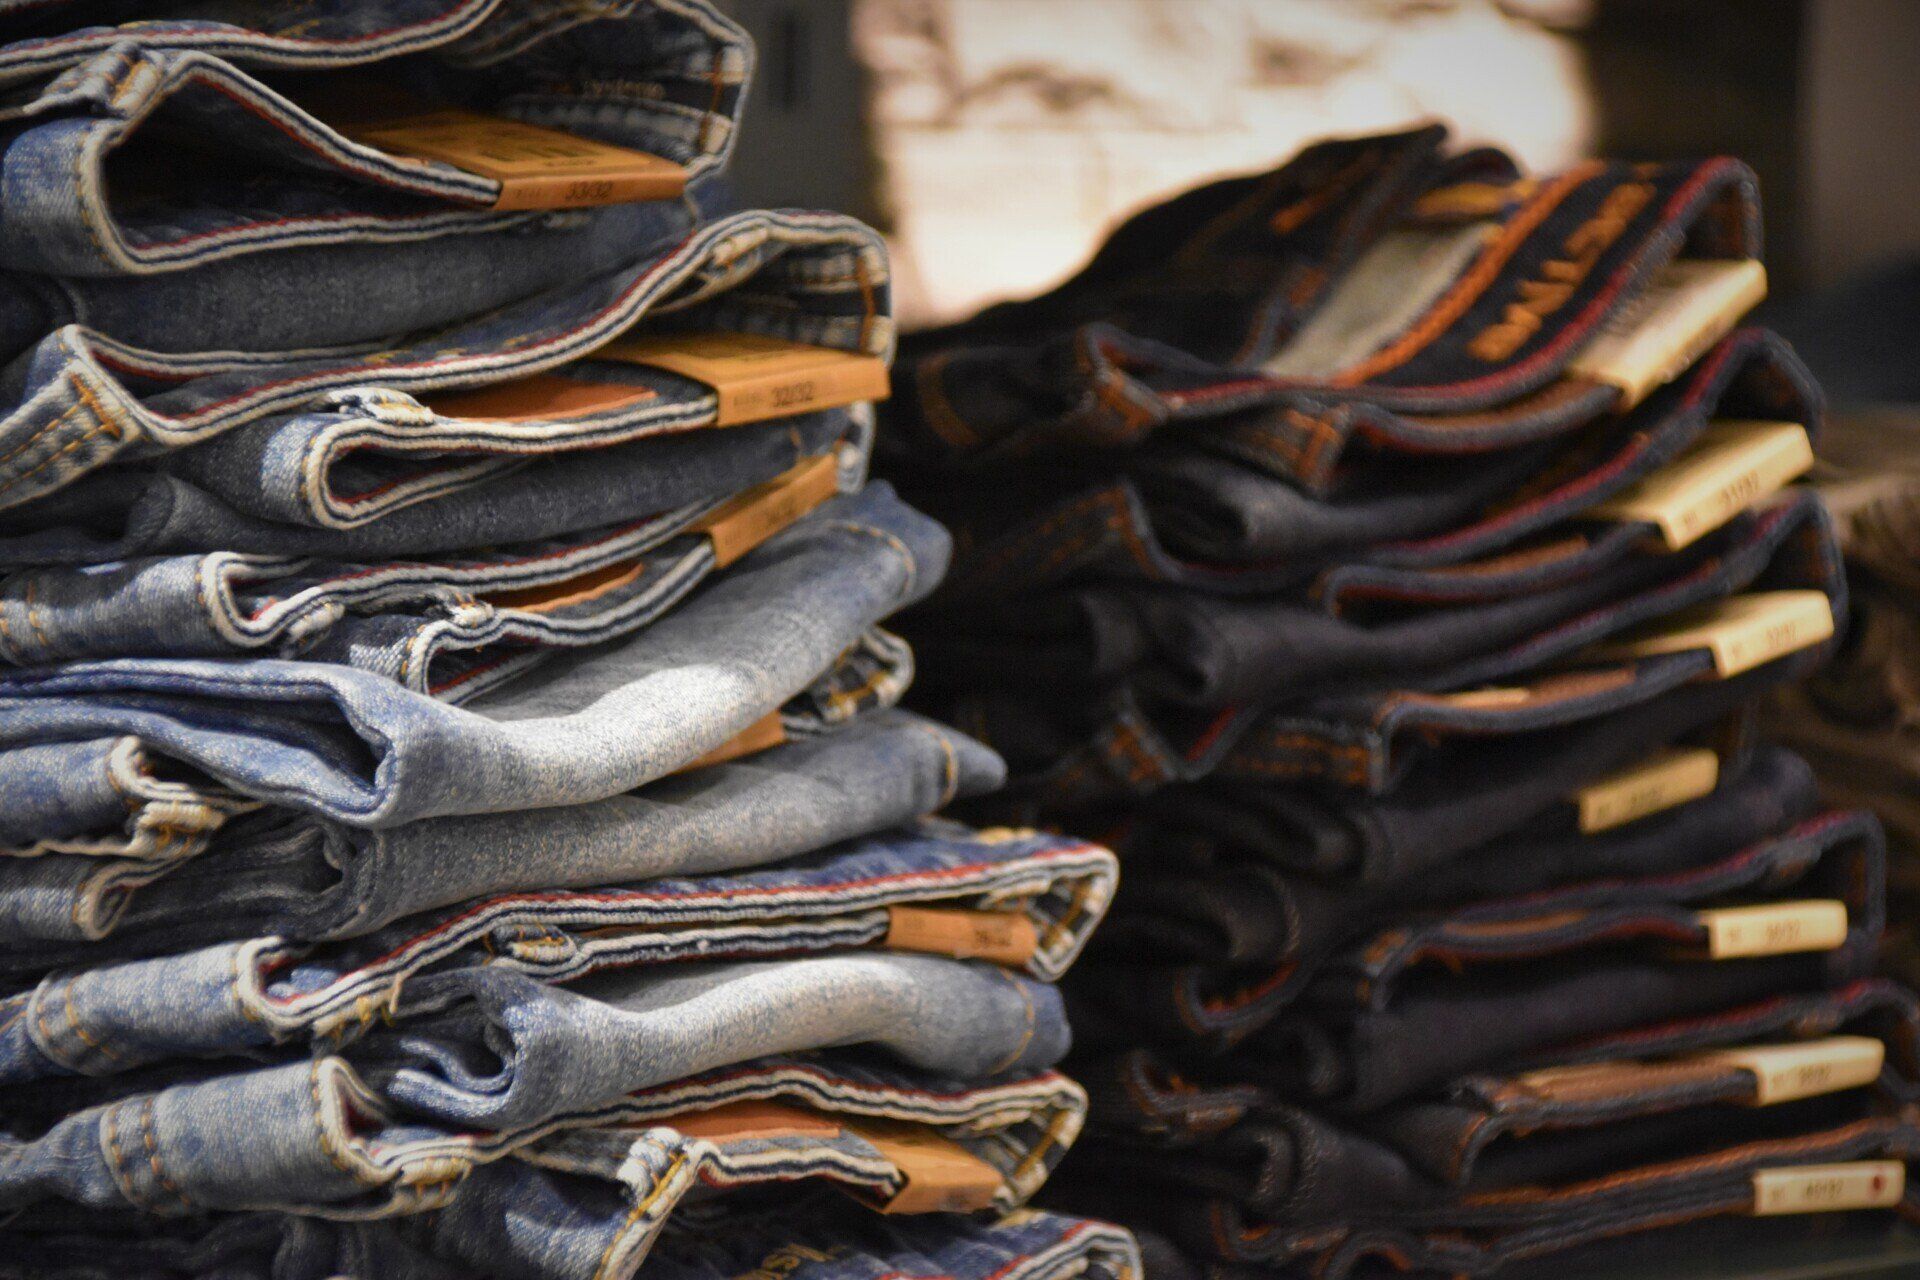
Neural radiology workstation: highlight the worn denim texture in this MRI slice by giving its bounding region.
[0,207,888,513]
[0,819,1115,1078]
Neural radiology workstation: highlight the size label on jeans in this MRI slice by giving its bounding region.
[423,371,660,423]
[1752,1162,1905,1215]
[1699,1037,1886,1106]
[688,453,842,568]
[1595,590,1834,677]
[1588,420,1814,549]
[846,1119,1007,1213]
[348,106,688,209]
[885,907,1040,967]
[1566,258,1768,407]
[676,712,787,774]
[1695,900,1849,959]
[599,332,891,426]
[1574,746,1720,833]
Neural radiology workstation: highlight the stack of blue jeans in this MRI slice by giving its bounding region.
[878,129,1920,1276]
[0,7,1137,1280]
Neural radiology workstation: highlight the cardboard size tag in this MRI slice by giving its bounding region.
[1752,1162,1905,1216]
[1593,590,1834,678]
[346,106,687,210]
[688,454,842,569]
[1697,1037,1886,1106]
[1436,685,1534,710]
[1566,258,1768,407]
[1695,900,1849,959]
[422,372,659,423]
[847,1120,1006,1214]
[481,559,650,615]
[664,1101,844,1143]
[1574,747,1720,833]
[677,712,787,774]
[597,332,891,426]
[1587,420,1814,549]
[884,907,1040,967]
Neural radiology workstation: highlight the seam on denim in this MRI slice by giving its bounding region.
[1334,163,1606,386]
[912,351,980,450]
[0,376,126,498]
[592,1148,689,1280]
[907,719,962,808]
[101,1100,148,1210]
[815,520,919,601]
[986,970,1039,1077]
[138,1093,194,1212]
[309,1059,379,1187]
[39,972,123,1068]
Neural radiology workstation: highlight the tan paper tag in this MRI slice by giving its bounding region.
[597,332,891,426]
[1436,685,1533,710]
[884,907,1040,967]
[346,107,687,210]
[1697,1036,1886,1106]
[423,372,659,423]
[1592,590,1834,678]
[665,1101,844,1143]
[1587,420,1814,549]
[1695,900,1849,959]
[1752,1161,1905,1216]
[1566,258,1768,407]
[847,1120,1006,1214]
[1574,747,1720,833]
[677,712,787,774]
[688,454,842,569]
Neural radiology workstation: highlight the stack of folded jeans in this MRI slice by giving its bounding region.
[0,7,1138,1280]
[879,127,1920,1276]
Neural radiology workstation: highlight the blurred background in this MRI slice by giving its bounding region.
[713,0,1920,418]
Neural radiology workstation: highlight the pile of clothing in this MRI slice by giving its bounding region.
[0,6,1137,1280]
[882,127,1920,1276]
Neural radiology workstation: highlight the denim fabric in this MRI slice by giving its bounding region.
[0,0,748,276]
[884,137,1759,491]
[0,481,946,825]
[0,1196,1141,1280]
[0,407,864,566]
[918,488,1827,715]
[915,327,1814,604]
[0,708,994,956]
[0,734,252,860]
[0,421,865,681]
[0,207,888,512]
[0,819,1115,1078]
[1231,810,1885,1112]
[0,950,1073,1214]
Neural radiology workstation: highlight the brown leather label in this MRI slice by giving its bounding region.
[678,712,787,773]
[1566,258,1768,407]
[1588,420,1813,549]
[846,1120,1006,1214]
[597,332,891,426]
[689,454,842,569]
[346,107,688,210]
[482,560,649,614]
[1574,747,1720,833]
[1752,1162,1905,1215]
[422,372,659,423]
[884,907,1040,967]
[1594,590,1834,677]
[1695,900,1849,959]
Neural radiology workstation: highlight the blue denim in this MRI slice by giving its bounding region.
[0,819,1115,1077]
[0,207,889,512]
[0,0,748,276]
[0,418,867,680]
[0,480,946,825]
[0,1186,1139,1280]
[0,949,1073,1214]
[0,407,865,565]
[0,706,994,954]
[0,734,251,861]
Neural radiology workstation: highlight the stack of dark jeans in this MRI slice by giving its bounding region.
[0,7,1138,1280]
[880,127,1920,1276]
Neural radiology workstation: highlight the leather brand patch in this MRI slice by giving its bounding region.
[598,332,891,426]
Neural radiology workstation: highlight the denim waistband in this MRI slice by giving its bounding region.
[0,0,748,277]
[0,208,889,513]
[0,482,947,825]
[0,820,1114,1082]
